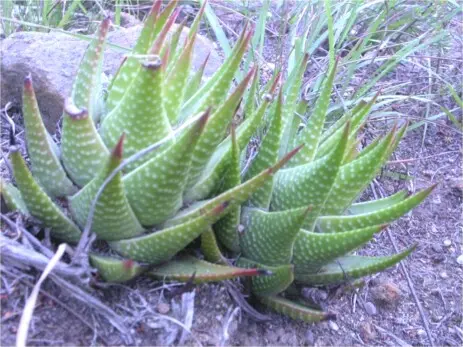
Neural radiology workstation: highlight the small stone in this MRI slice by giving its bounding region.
[364,301,377,316]
[156,302,170,314]
[417,329,426,336]
[443,239,452,247]
[371,281,401,306]
[304,330,315,345]
[360,322,376,341]
[329,321,339,332]
[432,244,443,253]
[440,271,449,279]
[457,255,463,265]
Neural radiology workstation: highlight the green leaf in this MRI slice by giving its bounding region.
[293,57,339,164]
[109,203,229,264]
[322,127,396,215]
[185,68,255,193]
[106,1,175,111]
[201,227,228,264]
[271,123,349,230]
[293,225,386,273]
[71,17,110,122]
[245,90,283,208]
[347,189,408,215]
[149,255,264,283]
[69,135,144,241]
[213,128,242,252]
[165,146,302,228]
[61,99,109,186]
[183,53,209,101]
[318,185,436,232]
[279,54,309,158]
[123,111,208,226]
[90,255,145,283]
[237,258,294,296]
[257,295,333,322]
[0,179,29,216]
[296,245,416,285]
[22,76,76,197]
[100,59,172,171]
[10,148,81,243]
[179,26,252,121]
[240,206,309,266]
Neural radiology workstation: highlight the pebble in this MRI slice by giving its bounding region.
[457,255,463,265]
[432,244,443,253]
[364,301,377,316]
[329,321,339,332]
[304,330,315,345]
[443,239,452,247]
[417,329,426,336]
[440,271,449,279]
[156,302,170,314]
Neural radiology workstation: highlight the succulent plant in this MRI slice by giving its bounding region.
[1,0,435,323]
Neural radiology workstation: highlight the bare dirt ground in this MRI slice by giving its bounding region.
[1,2,462,346]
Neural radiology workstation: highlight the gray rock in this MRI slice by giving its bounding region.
[1,24,221,133]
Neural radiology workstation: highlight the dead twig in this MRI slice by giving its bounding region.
[17,243,67,347]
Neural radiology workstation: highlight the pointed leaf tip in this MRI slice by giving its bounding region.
[122,259,134,270]
[64,98,88,120]
[23,74,33,90]
[270,72,282,94]
[112,133,125,159]
[270,144,304,173]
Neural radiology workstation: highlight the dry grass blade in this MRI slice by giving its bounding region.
[16,243,66,347]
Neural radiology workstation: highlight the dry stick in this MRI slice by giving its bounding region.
[12,275,109,345]
[16,243,67,347]
[386,150,461,165]
[72,112,205,264]
[50,274,133,344]
[374,182,435,347]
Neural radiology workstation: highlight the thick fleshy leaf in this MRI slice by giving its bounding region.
[318,186,435,232]
[149,255,265,283]
[10,148,81,243]
[61,99,109,186]
[109,203,229,264]
[183,53,209,101]
[271,123,349,230]
[296,245,416,285]
[100,59,172,171]
[166,18,186,68]
[22,76,76,197]
[237,258,294,296]
[185,68,255,193]
[322,127,396,215]
[69,135,144,241]
[293,225,386,273]
[165,146,302,228]
[240,206,310,266]
[212,128,242,252]
[179,26,252,121]
[257,295,333,322]
[245,91,283,208]
[279,54,309,158]
[201,227,228,264]
[292,57,339,164]
[72,17,110,122]
[106,1,174,111]
[0,179,29,215]
[123,111,209,226]
[244,67,260,118]
[347,189,408,215]
[90,255,145,283]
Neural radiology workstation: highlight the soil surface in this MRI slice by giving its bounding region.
[1,1,462,346]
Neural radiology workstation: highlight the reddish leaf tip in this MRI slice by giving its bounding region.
[112,133,125,159]
[64,98,88,120]
[257,269,274,276]
[23,73,33,91]
[122,259,134,271]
